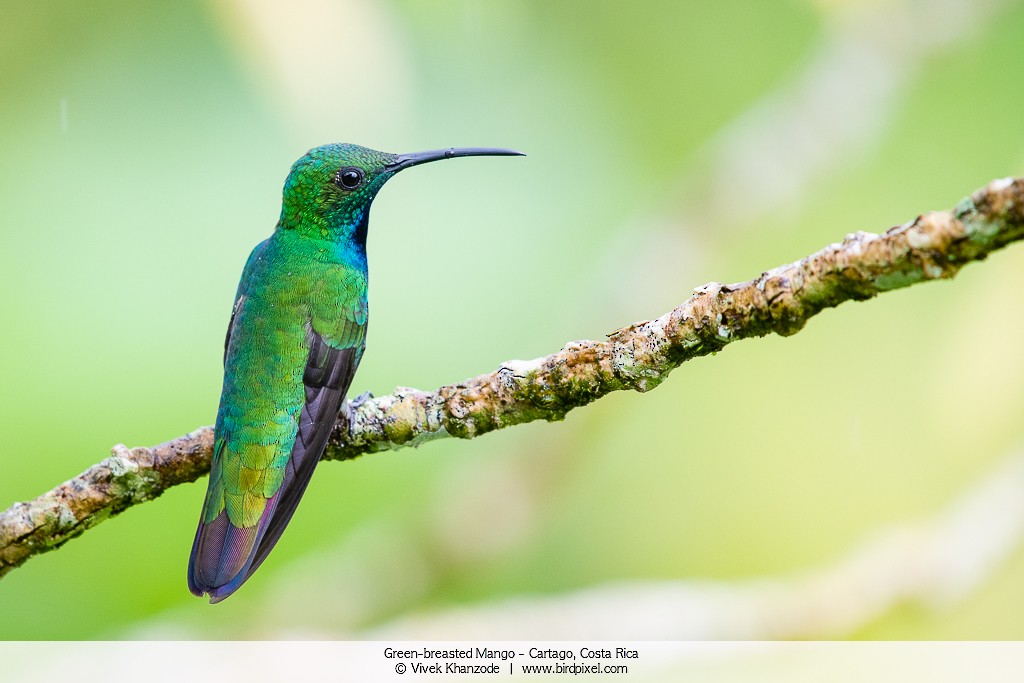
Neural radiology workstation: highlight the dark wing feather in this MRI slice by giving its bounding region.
[245,335,361,577]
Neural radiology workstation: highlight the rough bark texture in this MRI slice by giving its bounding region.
[2,176,1022,578]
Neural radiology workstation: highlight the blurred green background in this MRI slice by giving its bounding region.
[2,0,1024,640]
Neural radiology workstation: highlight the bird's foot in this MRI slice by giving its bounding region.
[349,390,374,409]
[346,391,374,438]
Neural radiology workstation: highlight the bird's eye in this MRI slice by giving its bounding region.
[333,167,364,190]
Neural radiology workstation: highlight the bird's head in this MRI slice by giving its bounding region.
[278,142,523,244]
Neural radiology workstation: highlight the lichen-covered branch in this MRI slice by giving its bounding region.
[2,176,1023,578]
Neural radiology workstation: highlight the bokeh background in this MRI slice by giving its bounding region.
[2,0,1024,640]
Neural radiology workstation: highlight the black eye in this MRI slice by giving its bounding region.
[333,167,364,190]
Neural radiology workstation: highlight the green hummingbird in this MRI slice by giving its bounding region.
[188,143,523,602]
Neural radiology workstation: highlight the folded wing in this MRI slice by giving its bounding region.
[188,295,365,602]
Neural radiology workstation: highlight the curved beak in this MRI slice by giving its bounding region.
[385,147,525,173]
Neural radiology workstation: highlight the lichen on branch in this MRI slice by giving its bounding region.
[2,176,1023,578]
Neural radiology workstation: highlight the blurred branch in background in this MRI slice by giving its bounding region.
[207,0,413,138]
[367,449,1024,639]
[680,0,1007,228]
[599,0,1011,308]
[129,422,1024,639]
[2,175,1023,582]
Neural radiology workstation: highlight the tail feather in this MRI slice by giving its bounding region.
[187,382,346,602]
[188,504,267,602]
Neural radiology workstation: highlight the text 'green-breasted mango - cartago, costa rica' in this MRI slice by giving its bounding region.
[188,143,523,603]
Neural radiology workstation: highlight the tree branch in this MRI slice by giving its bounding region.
[3,176,1023,578]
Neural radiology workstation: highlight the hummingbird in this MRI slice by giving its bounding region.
[188,143,523,602]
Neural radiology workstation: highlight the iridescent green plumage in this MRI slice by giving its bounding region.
[188,143,522,602]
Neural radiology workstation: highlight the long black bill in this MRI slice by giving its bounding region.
[386,147,525,172]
